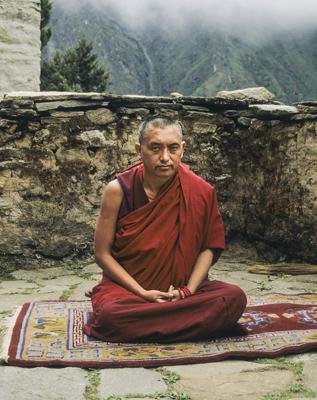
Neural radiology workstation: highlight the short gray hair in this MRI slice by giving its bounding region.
[138,115,184,144]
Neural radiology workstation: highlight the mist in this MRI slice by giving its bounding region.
[53,0,317,40]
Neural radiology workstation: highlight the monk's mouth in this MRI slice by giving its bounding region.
[157,165,172,169]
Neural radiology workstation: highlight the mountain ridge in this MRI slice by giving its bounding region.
[46,2,317,102]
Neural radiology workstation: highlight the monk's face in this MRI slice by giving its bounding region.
[136,125,185,179]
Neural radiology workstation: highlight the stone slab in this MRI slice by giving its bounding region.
[248,104,299,118]
[68,280,100,300]
[0,280,39,294]
[0,366,87,400]
[82,263,100,274]
[290,113,317,121]
[0,291,65,312]
[217,87,275,103]
[99,368,167,398]
[167,361,293,400]
[35,100,104,112]
[303,360,317,392]
[295,101,317,107]
[11,266,82,281]
[2,92,248,109]
[4,92,107,101]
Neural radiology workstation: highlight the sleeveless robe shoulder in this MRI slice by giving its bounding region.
[117,165,149,219]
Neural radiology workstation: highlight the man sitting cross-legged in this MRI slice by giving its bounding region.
[83,115,247,343]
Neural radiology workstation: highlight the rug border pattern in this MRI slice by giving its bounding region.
[3,294,317,368]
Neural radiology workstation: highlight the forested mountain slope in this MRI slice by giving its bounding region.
[47,2,317,102]
[46,4,152,95]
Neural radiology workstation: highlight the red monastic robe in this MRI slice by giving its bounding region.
[83,163,246,342]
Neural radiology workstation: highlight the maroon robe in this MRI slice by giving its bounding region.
[83,163,247,342]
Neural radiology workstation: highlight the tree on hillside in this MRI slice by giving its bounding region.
[41,0,52,50]
[40,0,109,92]
[41,38,109,91]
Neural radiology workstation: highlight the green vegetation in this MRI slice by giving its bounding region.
[26,279,45,287]
[257,278,273,291]
[0,310,13,317]
[48,2,317,102]
[0,272,15,281]
[84,369,101,400]
[40,1,109,92]
[62,263,83,272]
[157,368,180,385]
[107,396,155,400]
[82,367,190,400]
[254,358,317,400]
[78,272,96,281]
[62,263,96,280]
[59,283,80,300]
[41,37,109,91]
[40,0,52,50]
[106,391,191,400]
[0,258,16,280]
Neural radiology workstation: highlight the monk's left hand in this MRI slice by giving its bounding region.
[168,285,182,302]
[141,289,172,303]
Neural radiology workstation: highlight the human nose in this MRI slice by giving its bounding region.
[160,148,170,162]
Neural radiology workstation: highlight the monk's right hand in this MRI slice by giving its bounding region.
[141,290,173,303]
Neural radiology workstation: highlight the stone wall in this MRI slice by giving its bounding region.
[0,92,316,274]
[0,1,41,95]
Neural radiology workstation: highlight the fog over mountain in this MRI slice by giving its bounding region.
[48,0,317,101]
[54,0,317,40]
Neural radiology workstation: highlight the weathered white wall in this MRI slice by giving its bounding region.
[0,0,41,95]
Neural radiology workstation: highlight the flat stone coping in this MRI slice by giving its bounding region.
[2,91,249,108]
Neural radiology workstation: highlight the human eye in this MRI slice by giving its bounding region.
[150,145,160,152]
[169,144,180,153]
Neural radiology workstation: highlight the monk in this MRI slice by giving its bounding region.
[83,115,247,343]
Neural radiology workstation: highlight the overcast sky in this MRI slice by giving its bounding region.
[54,0,317,38]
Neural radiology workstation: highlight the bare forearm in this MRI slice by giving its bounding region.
[186,249,214,294]
[95,253,170,302]
[95,252,146,297]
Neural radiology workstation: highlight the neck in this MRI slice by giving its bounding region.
[142,170,175,196]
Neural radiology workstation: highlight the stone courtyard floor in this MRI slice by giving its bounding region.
[0,250,316,400]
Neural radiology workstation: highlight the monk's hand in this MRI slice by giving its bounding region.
[168,285,182,302]
[171,289,181,301]
[141,290,173,303]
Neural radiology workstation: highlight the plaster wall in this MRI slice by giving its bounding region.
[0,1,41,95]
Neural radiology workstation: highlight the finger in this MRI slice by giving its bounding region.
[159,291,171,298]
[156,298,167,303]
[168,292,174,301]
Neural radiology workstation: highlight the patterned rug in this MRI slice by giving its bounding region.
[1,293,317,368]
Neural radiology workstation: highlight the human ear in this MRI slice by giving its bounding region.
[135,143,141,157]
[181,140,186,157]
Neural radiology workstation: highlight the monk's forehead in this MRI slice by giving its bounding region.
[144,126,182,143]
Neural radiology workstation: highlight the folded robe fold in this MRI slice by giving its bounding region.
[113,163,225,291]
[83,163,246,342]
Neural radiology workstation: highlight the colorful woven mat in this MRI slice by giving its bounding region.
[2,293,317,367]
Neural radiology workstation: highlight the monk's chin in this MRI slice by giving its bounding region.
[156,166,174,172]
[155,168,175,177]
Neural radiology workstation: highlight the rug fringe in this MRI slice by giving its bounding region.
[0,306,22,364]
